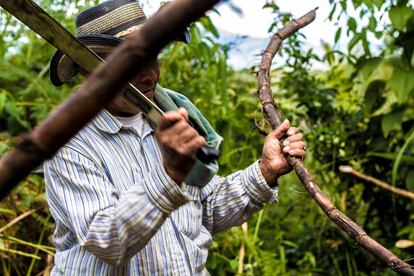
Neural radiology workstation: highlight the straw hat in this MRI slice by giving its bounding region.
[49,0,189,86]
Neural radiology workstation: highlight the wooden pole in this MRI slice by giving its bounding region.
[257,9,414,275]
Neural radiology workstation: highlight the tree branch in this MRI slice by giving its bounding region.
[257,9,414,275]
[0,209,36,234]
[339,165,414,201]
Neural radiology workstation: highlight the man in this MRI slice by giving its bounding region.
[44,0,306,275]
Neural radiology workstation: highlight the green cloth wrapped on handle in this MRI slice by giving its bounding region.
[154,85,223,188]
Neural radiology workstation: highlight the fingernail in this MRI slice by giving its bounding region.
[283,146,291,152]
[283,140,290,146]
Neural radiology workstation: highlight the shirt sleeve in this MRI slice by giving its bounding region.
[201,160,278,234]
[44,146,189,265]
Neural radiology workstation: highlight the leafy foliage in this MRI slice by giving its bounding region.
[0,0,413,275]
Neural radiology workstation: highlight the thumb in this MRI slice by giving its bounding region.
[272,119,290,140]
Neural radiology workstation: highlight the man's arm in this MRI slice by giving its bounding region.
[44,146,189,265]
[201,161,278,234]
[201,120,305,234]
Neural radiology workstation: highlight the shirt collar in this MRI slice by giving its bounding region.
[92,109,154,137]
[92,109,123,134]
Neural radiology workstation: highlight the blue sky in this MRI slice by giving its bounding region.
[209,0,343,68]
[141,0,394,69]
[141,0,346,69]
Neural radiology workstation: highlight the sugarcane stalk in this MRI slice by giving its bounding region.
[340,165,414,201]
[257,8,414,275]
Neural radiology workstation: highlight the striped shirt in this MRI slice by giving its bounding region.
[44,109,278,275]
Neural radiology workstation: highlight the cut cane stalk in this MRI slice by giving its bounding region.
[257,8,414,275]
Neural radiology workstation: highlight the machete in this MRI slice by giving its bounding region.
[0,0,219,163]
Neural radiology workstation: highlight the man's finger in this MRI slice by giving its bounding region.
[287,148,306,157]
[272,119,290,140]
[186,135,207,152]
[283,141,304,151]
[287,127,299,136]
[179,127,199,143]
[158,111,186,131]
[284,133,303,144]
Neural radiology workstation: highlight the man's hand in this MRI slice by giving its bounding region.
[155,108,206,184]
[259,119,306,186]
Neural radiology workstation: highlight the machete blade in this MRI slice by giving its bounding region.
[0,0,162,123]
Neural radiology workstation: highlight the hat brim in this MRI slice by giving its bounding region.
[49,34,123,86]
[49,31,190,86]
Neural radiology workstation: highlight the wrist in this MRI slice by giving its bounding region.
[259,160,280,187]
[163,163,185,185]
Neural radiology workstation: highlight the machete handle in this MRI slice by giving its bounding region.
[196,146,220,163]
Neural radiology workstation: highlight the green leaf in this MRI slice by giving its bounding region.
[381,110,405,138]
[348,33,361,51]
[406,170,414,191]
[389,6,414,31]
[0,92,6,116]
[368,16,377,32]
[361,30,371,56]
[190,25,202,44]
[397,226,413,236]
[368,152,414,165]
[359,57,381,79]
[281,240,298,248]
[328,3,337,21]
[353,0,363,8]
[373,0,382,9]
[348,17,357,32]
[229,259,238,271]
[334,28,342,44]
[200,16,219,38]
[362,0,373,8]
[392,130,414,186]
[374,31,382,39]
[388,67,414,104]
[304,252,316,268]
[0,208,16,215]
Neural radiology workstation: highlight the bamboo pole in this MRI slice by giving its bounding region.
[0,0,221,201]
[257,9,414,275]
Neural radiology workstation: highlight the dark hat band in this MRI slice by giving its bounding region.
[76,0,138,27]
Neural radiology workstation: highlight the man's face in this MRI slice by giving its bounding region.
[107,59,160,117]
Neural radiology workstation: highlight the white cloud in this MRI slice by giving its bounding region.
[209,1,275,38]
